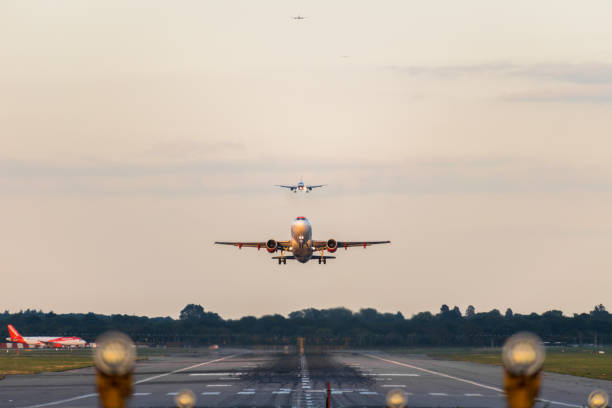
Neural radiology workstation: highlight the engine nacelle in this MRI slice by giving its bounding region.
[266,239,278,253]
[327,239,338,253]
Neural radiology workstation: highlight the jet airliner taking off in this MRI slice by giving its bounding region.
[276,180,325,193]
[5,324,87,347]
[215,217,390,264]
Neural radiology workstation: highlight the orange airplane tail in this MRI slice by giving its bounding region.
[8,324,25,343]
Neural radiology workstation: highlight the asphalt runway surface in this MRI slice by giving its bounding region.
[1,349,609,408]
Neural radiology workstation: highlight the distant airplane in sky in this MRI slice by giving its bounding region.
[293,15,307,20]
[6,324,87,347]
[276,180,325,193]
[216,216,390,264]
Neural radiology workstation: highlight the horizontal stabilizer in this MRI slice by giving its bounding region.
[271,256,296,260]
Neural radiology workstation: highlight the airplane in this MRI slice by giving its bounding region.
[5,324,87,348]
[293,15,307,20]
[215,216,390,264]
[276,180,325,193]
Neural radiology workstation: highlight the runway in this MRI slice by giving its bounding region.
[0,349,608,407]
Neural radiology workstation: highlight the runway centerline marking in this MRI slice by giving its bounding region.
[429,392,448,396]
[364,354,582,408]
[465,393,483,396]
[19,354,237,408]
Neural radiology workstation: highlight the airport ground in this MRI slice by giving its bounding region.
[1,348,611,408]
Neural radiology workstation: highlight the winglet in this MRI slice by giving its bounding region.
[8,324,25,342]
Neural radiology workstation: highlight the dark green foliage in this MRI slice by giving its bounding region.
[1,304,610,347]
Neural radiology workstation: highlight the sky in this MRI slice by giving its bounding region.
[1,1,611,319]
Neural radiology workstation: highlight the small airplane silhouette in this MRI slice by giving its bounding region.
[293,15,307,20]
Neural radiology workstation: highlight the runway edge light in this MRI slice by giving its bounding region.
[93,331,136,408]
[502,332,545,408]
[386,389,407,408]
[588,389,609,408]
[175,389,197,408]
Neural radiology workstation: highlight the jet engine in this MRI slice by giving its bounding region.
[326,239,338,253]
[266,239,278,253]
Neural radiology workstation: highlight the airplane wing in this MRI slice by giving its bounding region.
[276,185,297,191]
[215,241,291,250]
[312,240,391,250]
[306,184,326,190]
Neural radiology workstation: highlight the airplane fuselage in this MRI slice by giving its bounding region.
[290,217,313,263]
[5,336,86,347]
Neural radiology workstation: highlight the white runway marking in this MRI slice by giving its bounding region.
[365,354,582,408]
[365,373,420,376]
[429,392,448,396]
[166,392,179,396]
[201,392,221,396]
[207,384,232,387]
[465,393,483,397]
[359,391,378,395]
[20,355,238,408]
[135,355,237,385]
[273,391,291,394]
[237,391,255,395]
[189,372,242,376]
[20,393,98,408]
[133,393,151,396]
[382,384,406,387]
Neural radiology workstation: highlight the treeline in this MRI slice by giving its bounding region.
[1,304,610,347]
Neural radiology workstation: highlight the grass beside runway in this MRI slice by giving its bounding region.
[0,349,94,376]
[0,347,224,378]
[426,347,612,380]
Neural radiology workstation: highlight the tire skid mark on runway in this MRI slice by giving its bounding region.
[19,354,237,408]
[364,354,583,408]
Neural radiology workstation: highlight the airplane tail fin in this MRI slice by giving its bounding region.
[8,324,25,342]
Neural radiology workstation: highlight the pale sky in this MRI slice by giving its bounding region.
[1,1,611,319]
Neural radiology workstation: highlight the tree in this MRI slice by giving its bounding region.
[505,308,513,319]
[465,305,475,318]
[440,304,450,314]
[591,304,608,316]
[180,304,206,321]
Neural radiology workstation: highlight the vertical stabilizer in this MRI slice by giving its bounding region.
[8,324,25,343]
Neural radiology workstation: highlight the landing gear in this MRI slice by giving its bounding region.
[318,258,326,265]
[278,258,287,265]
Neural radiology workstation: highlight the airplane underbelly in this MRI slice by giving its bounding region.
[292,246,312,263]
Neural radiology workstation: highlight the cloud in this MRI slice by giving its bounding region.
[389,62,612,84]
[501,87,612,104]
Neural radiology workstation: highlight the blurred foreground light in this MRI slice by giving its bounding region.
[588,390,609,408]
[93,331,136,376]
[502,332,545,376]
[386,389,407,408]
[175,389,196,408]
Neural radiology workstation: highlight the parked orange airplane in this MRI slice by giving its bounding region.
[6,324,87,347]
